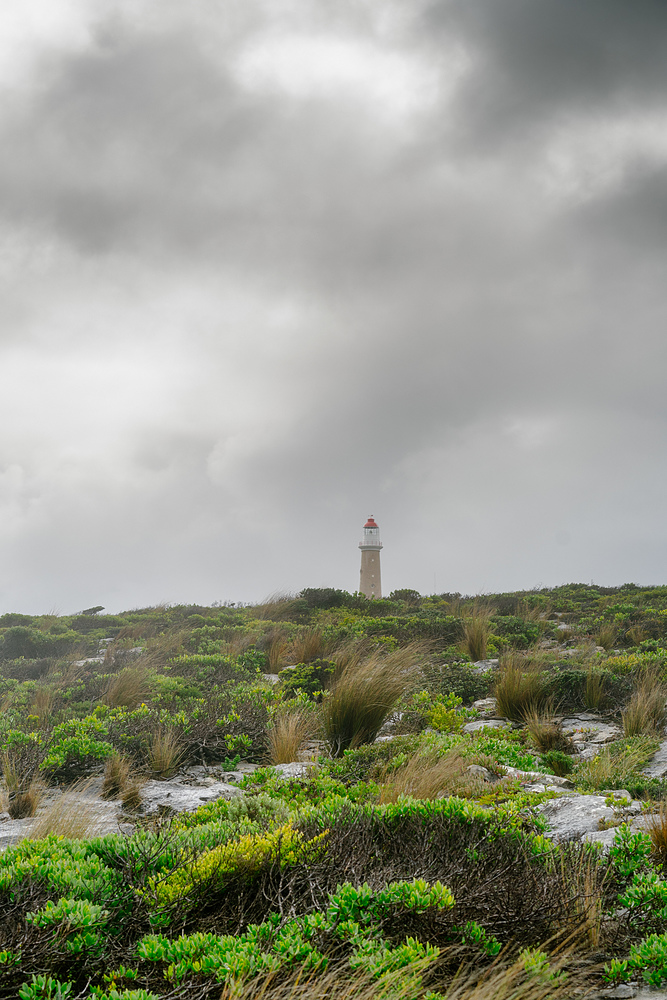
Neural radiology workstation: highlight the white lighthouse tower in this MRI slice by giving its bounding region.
[359,515,382,599]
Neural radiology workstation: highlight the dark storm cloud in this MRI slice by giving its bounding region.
[424,0,667,141]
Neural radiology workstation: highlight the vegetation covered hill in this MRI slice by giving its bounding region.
[3,583,667,997]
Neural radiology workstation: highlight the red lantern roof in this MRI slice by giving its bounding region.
[364,516,378,528]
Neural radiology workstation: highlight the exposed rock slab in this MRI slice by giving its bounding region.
[138,778,242,816]
[642,739,667,778]
[462,719,509,734]
[271,762,316,779]
[537,793,642,842]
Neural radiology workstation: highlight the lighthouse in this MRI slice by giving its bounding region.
[359,516,383,599]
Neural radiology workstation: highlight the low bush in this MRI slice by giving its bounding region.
[421,659,492,704]
[279,659,336,701]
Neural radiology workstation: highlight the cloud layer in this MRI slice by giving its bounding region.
[2,0,667,612]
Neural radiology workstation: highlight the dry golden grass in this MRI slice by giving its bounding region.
[150,729,184,778]
[622,670,667,736]
[553,850,606,950]
[575,736,658,791]
[289,628,330,665]
[219,953,580,1000]
[253,592,300,621]
[105,665,151,709]
[265,629,290,672]
[121,777,144,812]
[142,628,189,668]
[379,749,473,802]
[2,751,43,819]
[267,709,316,765]
[329,640,368,675]
[461,604,494,661]
[494,653,547,722]
[646,803,667,867]
[29,780,103,840]
[627,624,649,645]
[322,643,423,756]
[29,685,56,728]
[101,753,132,799]
[7,782,43,820]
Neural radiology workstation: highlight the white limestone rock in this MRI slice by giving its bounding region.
[462,719,509,734]
[271,762,315,779]
[138,778,242,816]
[642,739,667,778]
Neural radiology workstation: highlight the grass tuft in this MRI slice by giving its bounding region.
[523,707,574,754]
[646,802,667,867]
[101,753,132,799]
[574,736,659,791]
[289,628,330,665]
[461,604,493,661]
[2,749,44,819]
[267,709,316,765]
[105,665,150,709]
[584,665,606,711]
[378,749,495,802]
[622,670,667,736]
[120,777,144,812]
[29,780,103,840]
[150,729,184,778]
[322,644,421,756]
[494,653,547,721]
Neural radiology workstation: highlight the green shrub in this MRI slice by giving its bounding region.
[421,659,491,704]
[279,659,335,700]
[41,717,115,782]
[538,750,573,776]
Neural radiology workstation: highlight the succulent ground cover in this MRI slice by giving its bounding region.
[3,583,667,996]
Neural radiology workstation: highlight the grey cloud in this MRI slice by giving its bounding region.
[1,1,667,610]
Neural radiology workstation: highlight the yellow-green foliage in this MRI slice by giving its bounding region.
[148,824,328,909]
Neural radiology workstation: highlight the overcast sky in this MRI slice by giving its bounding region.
[2,0,667,613]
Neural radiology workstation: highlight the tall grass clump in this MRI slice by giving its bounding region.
[105,665,150,708]
[322,645,421,756]
[584,665,606,711]
[594,622,617,651]
[2,748,43,819]
[30,685,56,728]
[150,729,184,778]
[494,653,547,722]
[523,707,574,753]
[646,802,667,867]
[461,604,493,661]
[267,708,316,764]
[101,753,132,799]
[289,628,330,665]
[622,670,667,736]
